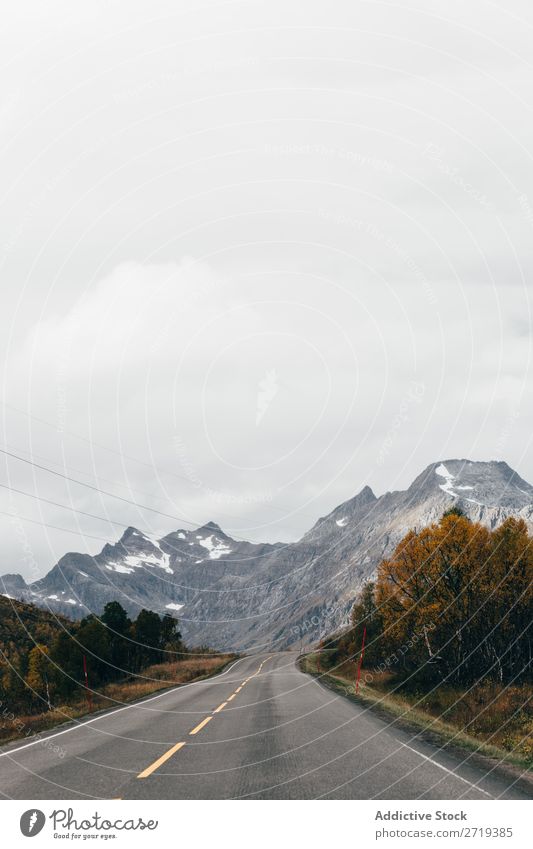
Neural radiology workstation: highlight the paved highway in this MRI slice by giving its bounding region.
[0,653,529,799]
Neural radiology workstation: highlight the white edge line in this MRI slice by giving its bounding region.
[0,656,248,759]
[400,742,493,798]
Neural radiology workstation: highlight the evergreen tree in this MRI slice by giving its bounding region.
[133,609,163,668]
[101,601,132,673]
[160,614,184,658]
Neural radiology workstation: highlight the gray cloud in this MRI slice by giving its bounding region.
[0,0,532,578]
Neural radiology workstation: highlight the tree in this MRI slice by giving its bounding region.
[101,601,132,673]
[349,582,384,669]
[442,505,467,519]
[375,512,533,686]
[26,645,52,709]
[4,659,30,712]
[49,630,79,698]
[160,614,184,658]
[133,610,163,668]
[76,616,111,683]
[484,518,533,682]
[376,514,492,684]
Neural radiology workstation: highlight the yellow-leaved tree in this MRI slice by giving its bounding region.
[375,513,532,685]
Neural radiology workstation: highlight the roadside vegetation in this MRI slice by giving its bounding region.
[0,596,236,745]
[306,510,533,768]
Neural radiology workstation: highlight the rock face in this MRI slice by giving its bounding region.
[1,460,532,650]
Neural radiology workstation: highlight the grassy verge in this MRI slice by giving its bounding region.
[301,653,533,777]
[0,654,237,746]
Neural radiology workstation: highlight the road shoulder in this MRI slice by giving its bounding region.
[299,654,533,799]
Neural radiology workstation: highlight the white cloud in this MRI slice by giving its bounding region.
[0,0,532,577]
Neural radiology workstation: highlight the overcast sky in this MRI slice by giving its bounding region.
[1,0,532,578]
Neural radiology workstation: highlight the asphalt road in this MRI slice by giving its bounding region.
[0,652,530,799]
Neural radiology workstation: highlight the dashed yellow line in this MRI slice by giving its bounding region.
[136,655,272,779]
[137,741,186,778]
[189,716,212,735]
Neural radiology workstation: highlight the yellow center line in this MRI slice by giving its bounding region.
[189,716,212,735]
[137,656,273,778]
[137,741,186,779]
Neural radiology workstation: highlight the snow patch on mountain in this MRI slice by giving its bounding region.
[104,532,174,575]
[435,463,458,496]
[197,534,233,560]
[107,563,134,574]
[165,602,183,611]
[336,517,348,527]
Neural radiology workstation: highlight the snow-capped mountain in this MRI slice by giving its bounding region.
[1,460,532,650]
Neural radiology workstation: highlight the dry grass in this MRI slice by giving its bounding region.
[0,654,237,746]
[302,653,533,771]
[415,681,533,762]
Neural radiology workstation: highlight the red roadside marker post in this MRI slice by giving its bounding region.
[83,654,93,712]
[355,626,367,694]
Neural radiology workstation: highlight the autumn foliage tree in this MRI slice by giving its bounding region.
[375,513,533,686]
[26,645,52,708]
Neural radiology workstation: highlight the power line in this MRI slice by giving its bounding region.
[0,446,292,554]
[0,480,129,531]
[1,401,319,523]
[0,445,197,528]
[0,508,109,542]
[3,440,175,508]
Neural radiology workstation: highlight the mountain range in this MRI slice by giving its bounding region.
[2,459,532,651]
